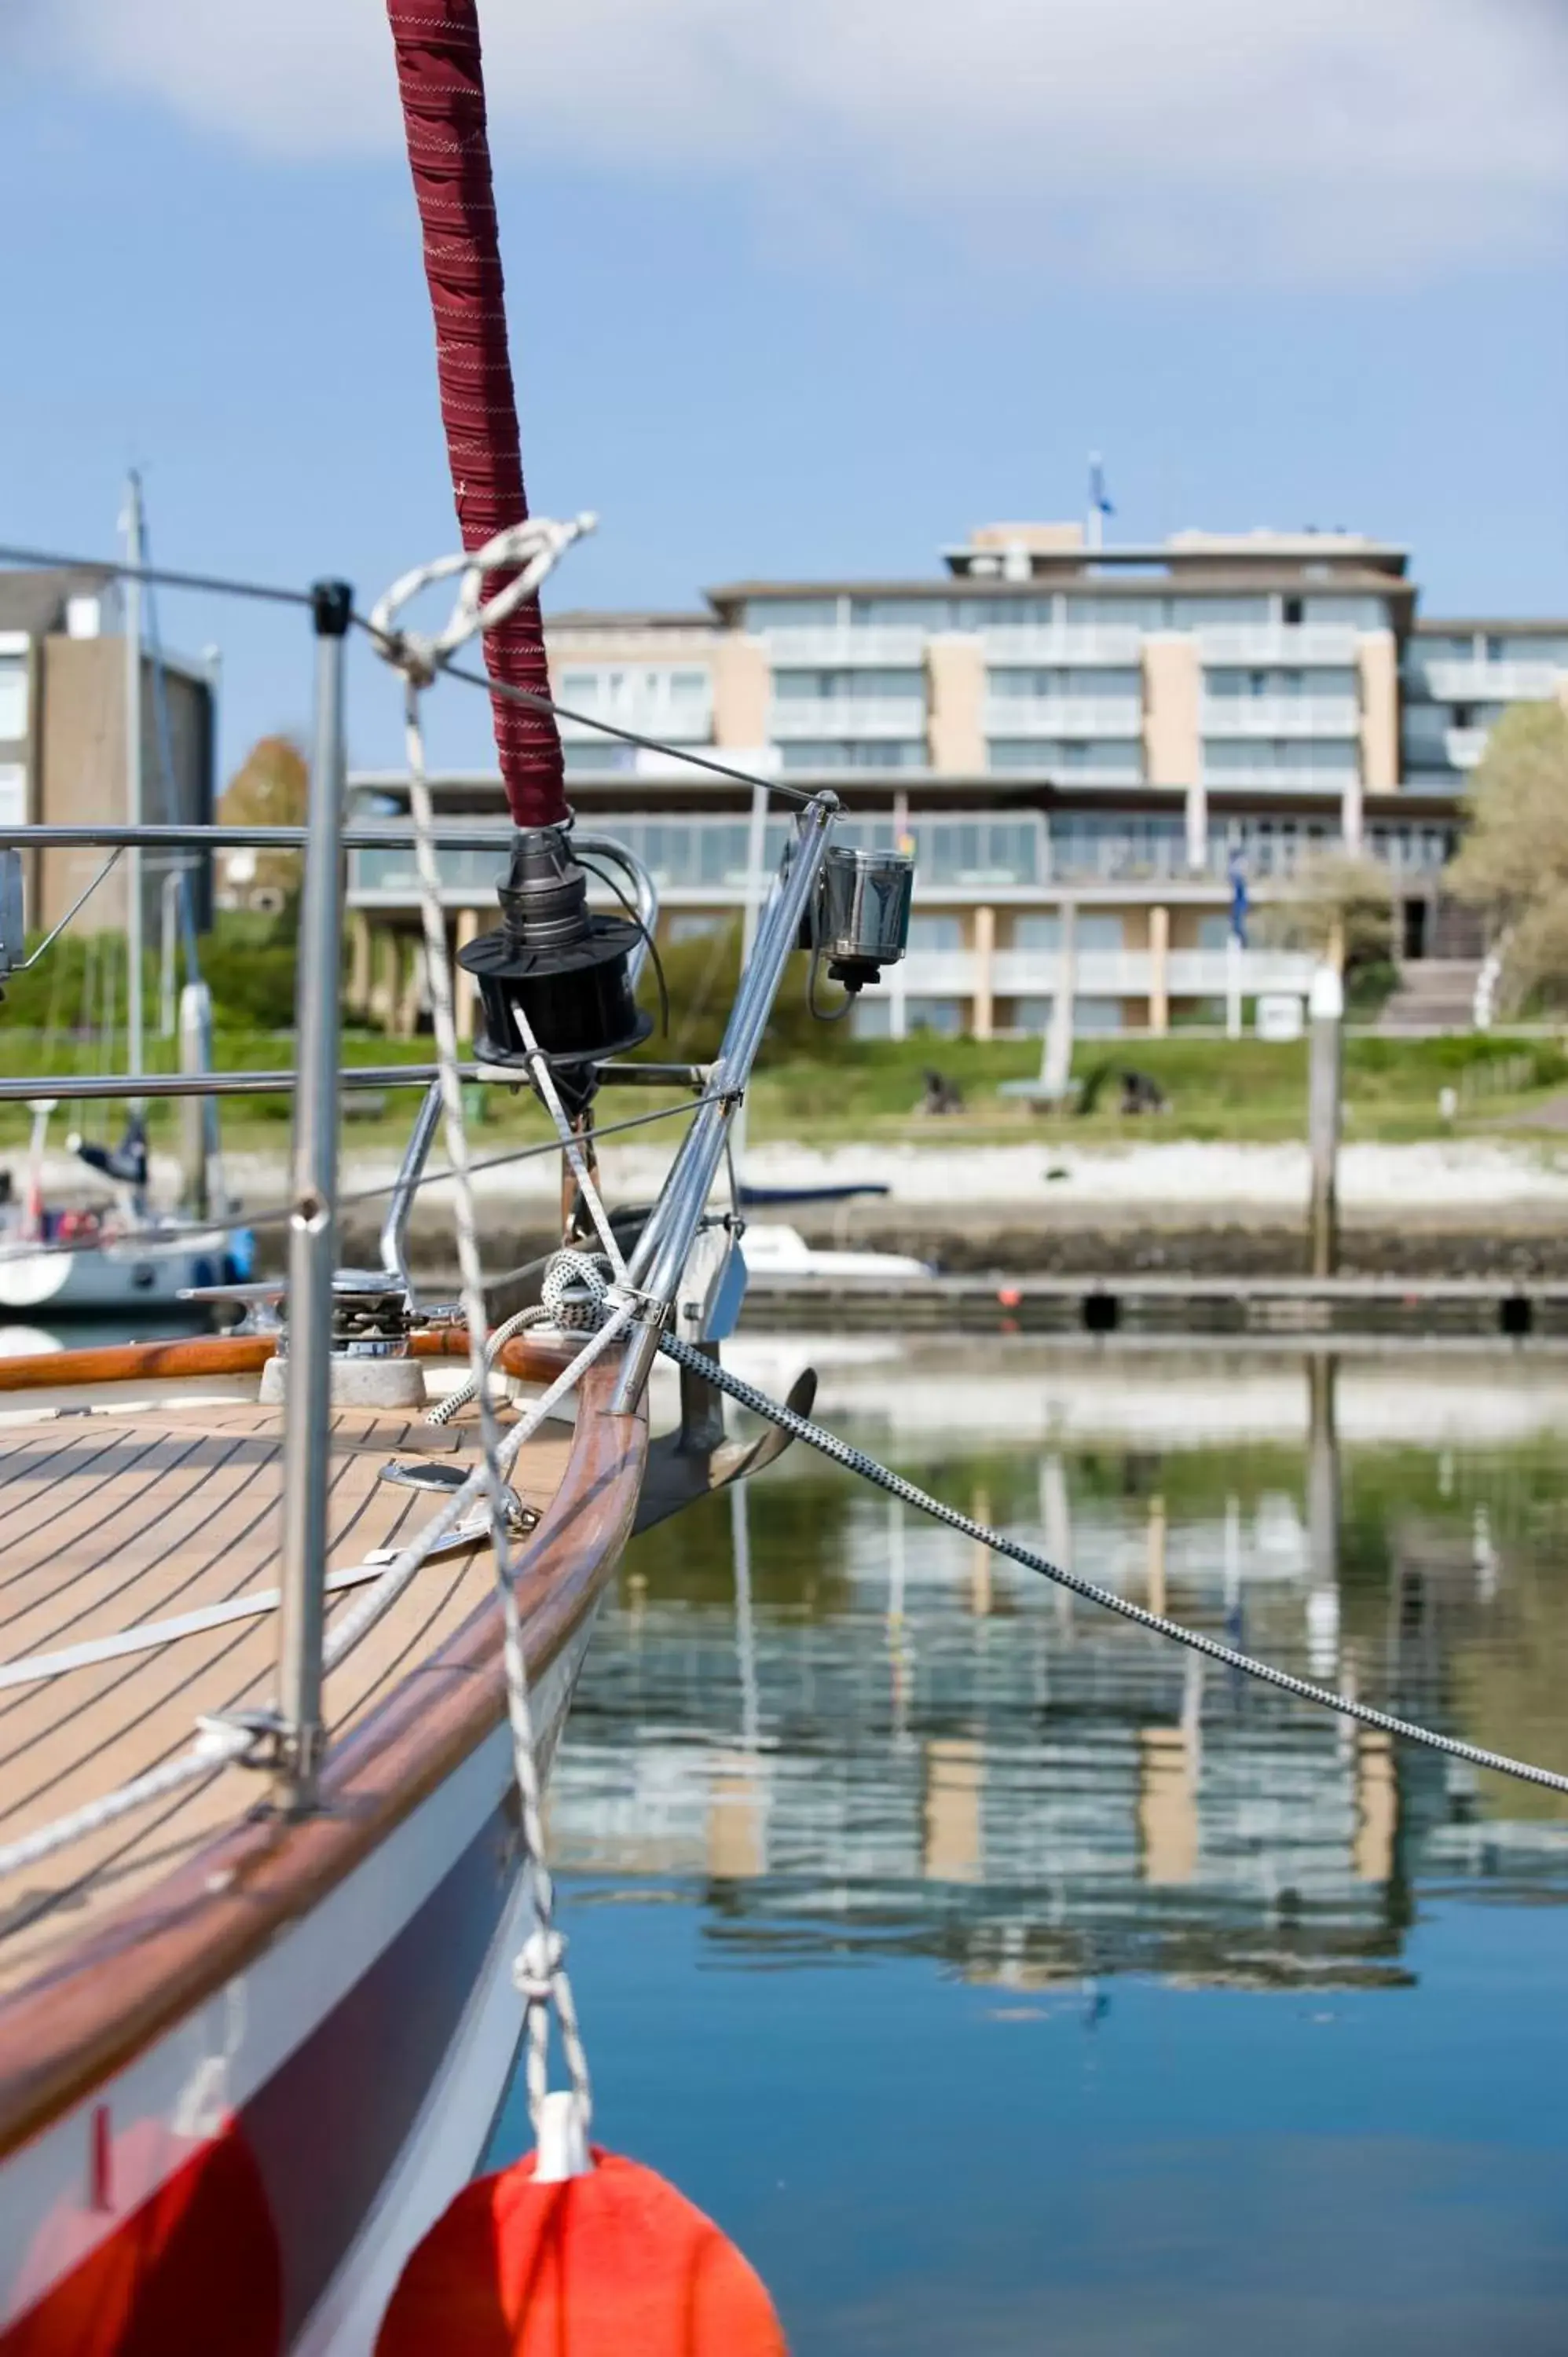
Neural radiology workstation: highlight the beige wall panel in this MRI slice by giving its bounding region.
[926,635,986,775]
[1358,631,1399,794]
[710,635,770,747]
[1143,637,1201,788]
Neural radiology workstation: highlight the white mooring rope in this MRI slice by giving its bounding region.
[372,515,639,2150]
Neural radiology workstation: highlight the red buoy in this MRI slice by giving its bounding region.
[6,2112,281,2357]
[376,2146,787,2357]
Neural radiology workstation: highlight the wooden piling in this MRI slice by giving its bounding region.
[1307,962,1343,1278]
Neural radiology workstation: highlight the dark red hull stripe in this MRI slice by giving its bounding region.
[5,1797,518,2355]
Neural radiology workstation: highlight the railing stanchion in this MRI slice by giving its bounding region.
[273,580,352,1812]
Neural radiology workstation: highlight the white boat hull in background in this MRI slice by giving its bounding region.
[740,1222,932,1286]
[0,1237,233,1314]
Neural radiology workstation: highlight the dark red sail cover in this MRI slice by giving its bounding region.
[386,0,566,829]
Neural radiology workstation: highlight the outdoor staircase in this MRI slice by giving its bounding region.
[1377,959,1483,1035]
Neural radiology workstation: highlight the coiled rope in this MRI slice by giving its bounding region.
[656,1330,1568,1800]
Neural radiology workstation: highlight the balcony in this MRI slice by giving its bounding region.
[1197,625,1361,665]
[987,745,1145,788]
[978,626,1143,664]
[555,688,713,743]
[1201,750,1360,792]
[1418,658,1564,703]
[346,810,1440,915]
[1050,828,1201,883]
[982,696,1144,736]
[1200,697,1361,738]
[909,817,1046,886]
[761,626,927,665]
[1167,948,1315,994]
[350,842,509,903]
[894,947,1317,1001]
[769,698,928,740]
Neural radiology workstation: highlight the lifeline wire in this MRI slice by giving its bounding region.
[0,1090,718,1269]
[0,544,322,611]
[658,1330,1568,1801]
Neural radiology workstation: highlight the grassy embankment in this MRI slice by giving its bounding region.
[1,1024,1564,1159]
[3,917,1566,1157]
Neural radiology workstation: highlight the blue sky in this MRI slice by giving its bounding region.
[3,1,1566,779]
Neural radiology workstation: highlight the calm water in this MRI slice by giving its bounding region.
[490,1340,1568,2356]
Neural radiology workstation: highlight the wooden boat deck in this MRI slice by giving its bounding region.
[0,1389,572,2000]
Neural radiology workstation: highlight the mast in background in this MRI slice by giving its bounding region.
[121,472,145,1094]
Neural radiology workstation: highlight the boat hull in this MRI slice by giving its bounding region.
[0,1241,230,1315]
[0,1611,595,2355]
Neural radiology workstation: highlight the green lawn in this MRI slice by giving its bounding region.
[1,1023,1564,1157]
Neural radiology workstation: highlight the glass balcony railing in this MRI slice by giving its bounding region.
[346,806,1455,909]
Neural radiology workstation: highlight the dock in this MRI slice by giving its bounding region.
[738,1271,1568,1342]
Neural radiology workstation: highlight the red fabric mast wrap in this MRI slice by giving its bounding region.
[386,0,566,830]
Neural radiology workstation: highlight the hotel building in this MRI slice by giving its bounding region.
[346,524,1568,1039]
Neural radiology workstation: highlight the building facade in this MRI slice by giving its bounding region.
[0,567,216,945]
[346,524,1568,1039]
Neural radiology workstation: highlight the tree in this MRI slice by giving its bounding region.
[1448,703,1568,1013]
[1260,849,1393,974]
[217,735,308,905]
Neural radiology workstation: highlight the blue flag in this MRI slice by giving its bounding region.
[1089,453,1115,518]
[1229,852,1249,947]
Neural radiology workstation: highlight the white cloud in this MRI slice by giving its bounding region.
[37,0,1568,278]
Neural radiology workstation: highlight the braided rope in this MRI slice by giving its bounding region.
[659,1330,1568,1800]
[0,1722,250,1881]
[423,1254,615,1429]
[368,514,595,692]
[399,673,597,2143]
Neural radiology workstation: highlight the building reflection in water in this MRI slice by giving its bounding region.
[552,1347,1568,1995]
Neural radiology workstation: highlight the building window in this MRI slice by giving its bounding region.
[0,655,27,743]
[1206,667,1357,698]
[771,668,925,700]
[1494,634,1568,667]
[851,995,893,1039]
[776,741,926,772]
[1013,995,1123,1034]
[986,666,1141,698]
[743,598,840,630]
[1203,739,1358,779]
[562,742,636,775]
[848,598,953,629]
[1283,598,1304,626]
[905,996,965,1036]
[987,739,1141,779]
[913,819,1042,885]
[0,764,24,826]
[1014,913,1124,952]
[1301,596,1387,628]
[907,913,963,953]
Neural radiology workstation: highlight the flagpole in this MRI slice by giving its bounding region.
[1086,450,1112,553]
